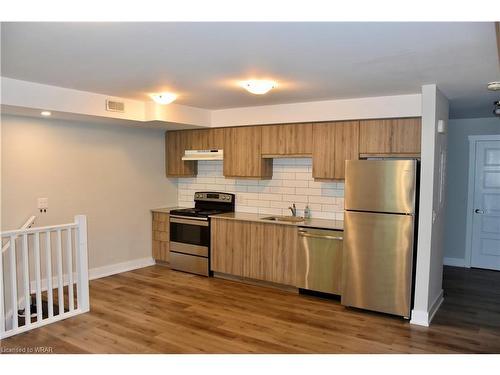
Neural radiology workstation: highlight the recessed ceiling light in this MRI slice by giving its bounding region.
[150,92,177,105]
[41,111,52,116]
[487,81,500,91]
[240,80,277,95]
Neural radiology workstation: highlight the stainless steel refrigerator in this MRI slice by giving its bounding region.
[341,159,418,318]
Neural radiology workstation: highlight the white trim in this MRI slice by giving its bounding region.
[465,135,500,268]
[443,257,466,267]
[410,289,444,327]
[88,257,155,280]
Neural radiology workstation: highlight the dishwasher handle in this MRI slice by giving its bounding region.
[298,230,343,241]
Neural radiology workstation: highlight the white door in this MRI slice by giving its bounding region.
[471,140,500,270]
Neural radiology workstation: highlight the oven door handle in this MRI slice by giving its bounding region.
[170,216,209,226]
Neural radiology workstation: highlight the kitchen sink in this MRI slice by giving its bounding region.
[261,216,305,223]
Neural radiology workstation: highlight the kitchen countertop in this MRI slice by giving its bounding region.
[210,212,344,231]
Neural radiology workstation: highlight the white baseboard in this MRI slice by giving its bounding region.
[89,257,155,280]
[443,257,466,267]
[410,289,444,327]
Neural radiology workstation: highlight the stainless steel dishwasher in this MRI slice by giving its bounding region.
[296,227,344,295]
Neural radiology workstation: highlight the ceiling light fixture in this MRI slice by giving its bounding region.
[240,80,276,95]
[150,92,177,105]
[487,81,500,91]
[41,111,52,116]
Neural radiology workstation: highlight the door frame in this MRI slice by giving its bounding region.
[464,135,500,268]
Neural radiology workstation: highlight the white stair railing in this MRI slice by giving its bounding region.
[0,215,89,340]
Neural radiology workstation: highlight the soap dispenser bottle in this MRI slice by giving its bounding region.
[304,205,311,219]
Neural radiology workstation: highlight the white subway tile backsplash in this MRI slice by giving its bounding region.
[294,172,312,180]
[295,187,321,196]
[258,207,283,215]
[282,194,309,203]
[247,199,270,208]
[270,186,295,194]
[176,158,345,220]
[282,179,309,188]
[322,188,344,197]
[258,193,282,201]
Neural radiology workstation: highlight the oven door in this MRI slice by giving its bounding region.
[169,216,209,257]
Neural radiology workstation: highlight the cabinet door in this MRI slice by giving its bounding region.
[261,124,313,157]
[359,118,421,155]
[312,121,359,180]
[211,218,249,276]
[211,220,298,286]
[266,224,298,286]
[166,131,197,177]
[223,126,272,178]
[312,122,336,179]
[390,118,421,154]
[187,128,225,150]
[261,125,284,156]
[207,128,225,149]
[284,123,313,156]
[152,212,170,262]
[333,121,359,179]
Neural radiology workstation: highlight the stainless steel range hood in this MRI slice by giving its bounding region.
[181,149,223,161]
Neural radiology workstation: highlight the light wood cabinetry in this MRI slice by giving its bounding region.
[189,128,225,150]
[359,118,421,156]
[223,126,272,178]
[152,212,170,262]
[312,121,359,180]
[211,218,297,286]
[165,131,197,177]
[261,123,313,157]
[165,117,421,179]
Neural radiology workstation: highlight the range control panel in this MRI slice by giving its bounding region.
[194,192,234,203]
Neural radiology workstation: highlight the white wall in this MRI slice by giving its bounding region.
[211,94,422,127]
[1,114,177,271]
[411,84,449,326]
[177,159,345,220]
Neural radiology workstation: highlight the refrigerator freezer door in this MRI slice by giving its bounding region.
[341,211,415,318]
[345,160,417,214]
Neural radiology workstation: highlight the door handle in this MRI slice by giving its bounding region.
[474,209,485,214]
[298,232,343,240]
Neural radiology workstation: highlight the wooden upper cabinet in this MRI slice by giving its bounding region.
[261,123,312,157]
[359,118,421,156]
[165,131,197,177]
[312,121,359,180]
[189,128,225,150]
[223,126,272,178]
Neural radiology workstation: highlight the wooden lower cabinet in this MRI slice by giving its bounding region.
[152,212,170,262]
[211,218,297,286]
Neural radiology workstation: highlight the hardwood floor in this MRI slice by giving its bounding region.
[1,265,499,353]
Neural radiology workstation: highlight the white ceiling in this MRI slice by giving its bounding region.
[1,22,499,118]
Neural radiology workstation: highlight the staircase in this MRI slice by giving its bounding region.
[0,215,90,339]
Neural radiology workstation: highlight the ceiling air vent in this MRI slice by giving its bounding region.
[105,99,125,113]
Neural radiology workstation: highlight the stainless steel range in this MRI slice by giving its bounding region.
[169,192,235,276]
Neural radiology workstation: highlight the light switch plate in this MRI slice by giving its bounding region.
[437,119,447,134]
[37,197,48,209]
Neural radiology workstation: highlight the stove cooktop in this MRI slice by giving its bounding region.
[169,207,228,218]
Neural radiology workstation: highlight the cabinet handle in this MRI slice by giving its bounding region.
[298,232,343,240]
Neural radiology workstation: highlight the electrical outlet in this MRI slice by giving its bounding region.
[37,197,48,213]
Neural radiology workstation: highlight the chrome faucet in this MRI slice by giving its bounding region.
[288,203,297,217]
